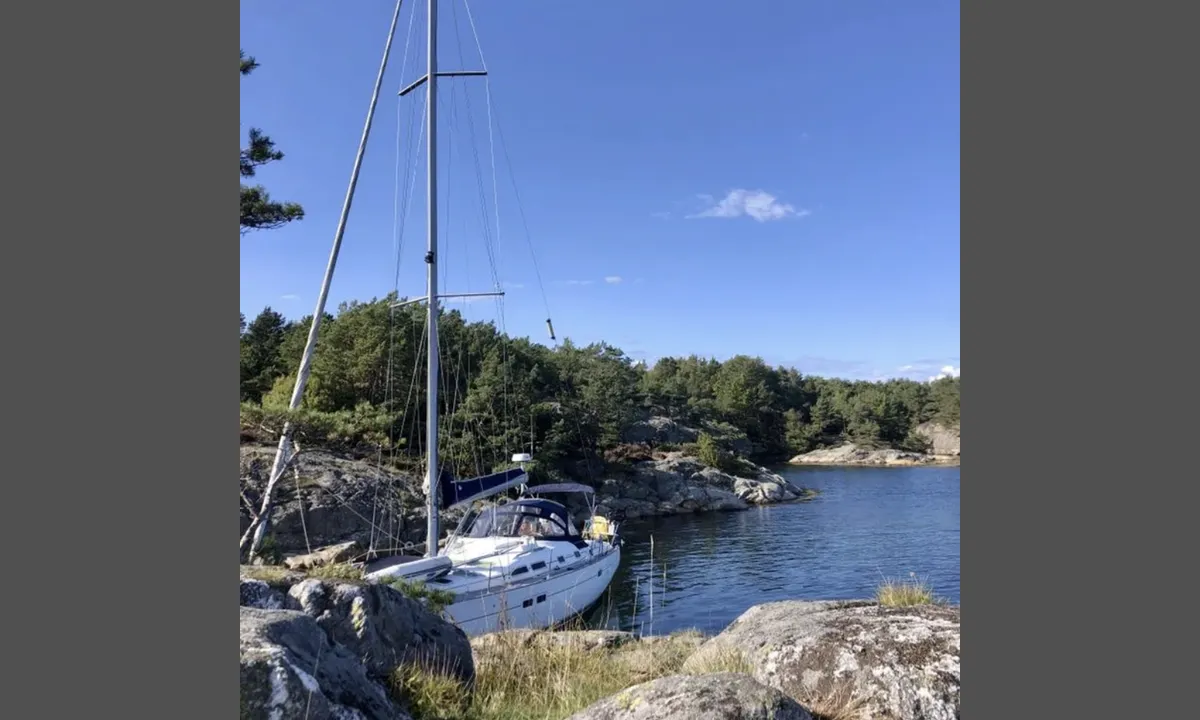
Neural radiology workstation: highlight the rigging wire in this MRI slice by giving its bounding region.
[462,0,553,322]
[373,0,592,539]
[436,78,494,479]
[451,0,512,462]
[459,0,605,485]
[377,0,426,553]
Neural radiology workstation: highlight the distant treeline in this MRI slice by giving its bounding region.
[240,296,960,477]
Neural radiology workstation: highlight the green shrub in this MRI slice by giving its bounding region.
[389,579,456,615]
[696,432,738,473]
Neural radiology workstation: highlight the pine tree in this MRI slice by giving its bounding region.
[240,50,304,233]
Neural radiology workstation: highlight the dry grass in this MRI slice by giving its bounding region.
[391,629,708,720]
[305,562,366,581]
[240,564,300,586]
[875,573,936,607]
[240,562,365,586]
[680,646,754,675]
[791,683,871,720]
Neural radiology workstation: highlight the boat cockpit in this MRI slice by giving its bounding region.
[455,499,589,549]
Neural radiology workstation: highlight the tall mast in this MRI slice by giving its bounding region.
[423,0,442,557]
[388,0,494,556]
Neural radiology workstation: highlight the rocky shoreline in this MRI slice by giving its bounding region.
[240,568,961,720]
[239,444,816,559]
[788,422,960,467]
[788,443,960,467]
[239,415,959,560]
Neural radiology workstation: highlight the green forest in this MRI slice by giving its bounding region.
[239,296,960,479]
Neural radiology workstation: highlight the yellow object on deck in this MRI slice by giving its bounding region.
[587,515,614,539]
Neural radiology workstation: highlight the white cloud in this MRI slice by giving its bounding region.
[883,360,962,382]
[689,189,809,222]
[929,365,961,381]
[556,279,594,286]
[503,281,524,289]
[604,276,623,284]
[280,294,299,301]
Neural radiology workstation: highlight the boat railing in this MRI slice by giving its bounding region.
[447,539,526,568]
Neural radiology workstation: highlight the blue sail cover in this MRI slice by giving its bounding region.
[525,483,595,495]
[438,467,528,510]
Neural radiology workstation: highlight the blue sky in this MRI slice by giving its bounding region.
[240,0,959,382]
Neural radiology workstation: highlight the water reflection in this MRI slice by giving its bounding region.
[581,465,960,635]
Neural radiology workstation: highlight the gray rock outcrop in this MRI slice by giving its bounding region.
[242,441,814,556]
[288,579,475,684]
[240,606,408,720]
[239,445,462,558]
[619,415,754,456]
[682,600,960,720]
[621,416,700,445]
[240,577,298,611]
[595,453,812,520]
[239,571,477,720]
[788,443,955,466]
[914,422,960,456]
[285,541,366,570]
[566,672,812,720]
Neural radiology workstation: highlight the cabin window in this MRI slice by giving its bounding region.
[511,566,528,576]
[460,502,579,540]
[522,598,533,608]
[536,594,546,604]
[549,511,580,537]
[518,517,560,537]
[530,561,547,571]
[557,556,565,564]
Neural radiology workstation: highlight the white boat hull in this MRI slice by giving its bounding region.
[444,543,621,636]
[366,536,621,637]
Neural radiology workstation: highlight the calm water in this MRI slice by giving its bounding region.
[583,465,960,635]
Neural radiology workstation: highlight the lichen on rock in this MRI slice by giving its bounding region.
[565,672,812,720]
[683,600,960,720]
[239,606,407,720]
[287,579,475,684]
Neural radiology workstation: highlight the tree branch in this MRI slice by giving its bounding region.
[238,444,305,555]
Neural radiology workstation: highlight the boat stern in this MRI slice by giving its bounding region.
[363,554,453,583]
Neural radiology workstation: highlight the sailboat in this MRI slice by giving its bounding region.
[365,476,623,636]
[243,0,622,637]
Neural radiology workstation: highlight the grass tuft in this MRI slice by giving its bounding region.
[793,683,870,720]
[392,660,473,720]
[304,562,366,582]
[875,573,936,607]
[391,630,708,720]
[389,578,456,615]
[681,646,755,675]
[240,564,300,587]
[241,562,366,586]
